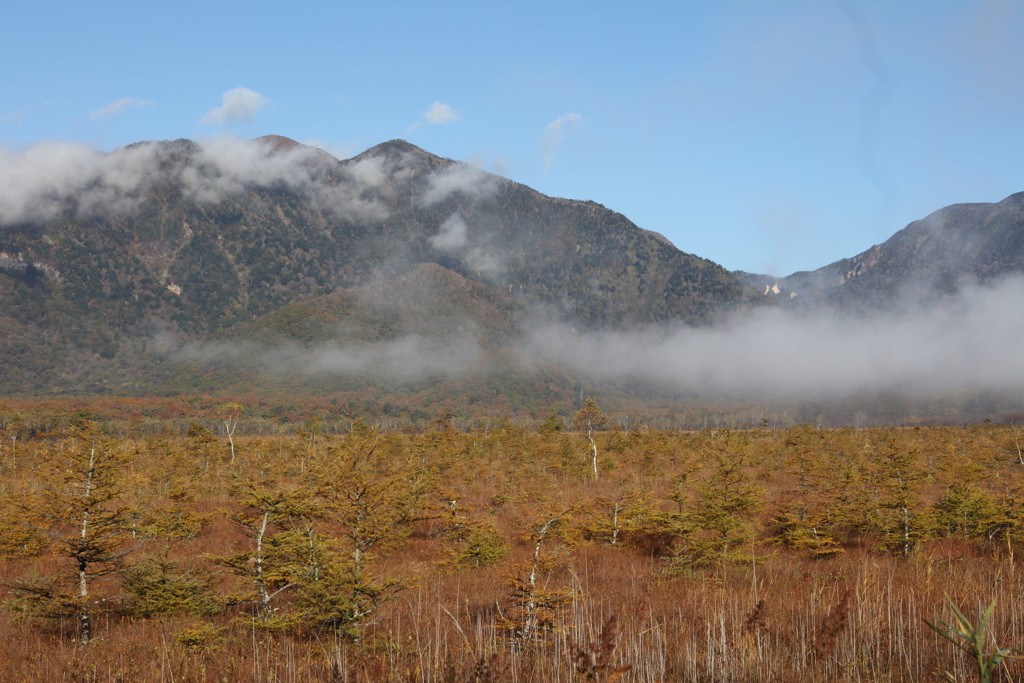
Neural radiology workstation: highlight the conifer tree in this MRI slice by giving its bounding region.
[860,429,933,555]
[6,421,135,642]
[540,411,564,434]
[772,425,843,557]
[436,495,509,569]
[214,484,313,623]
[119,557,221,619]
[678,430,763,567]
[586,476,652,546]
[286,421,422,637]
[932,435,1001,540]
[310,421,427,568]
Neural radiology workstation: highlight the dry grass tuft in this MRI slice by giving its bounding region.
[570,614,633,681]
[744,598,769,634]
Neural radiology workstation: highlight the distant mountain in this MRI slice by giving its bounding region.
[0,136,753,396]
[741,192,1024,311]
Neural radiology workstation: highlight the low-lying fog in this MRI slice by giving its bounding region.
[166,274,1024,401]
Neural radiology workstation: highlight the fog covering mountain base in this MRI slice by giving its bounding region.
[0,135,1022,412]
[527,274,1024,399]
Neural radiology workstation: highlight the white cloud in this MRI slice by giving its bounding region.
[90,97,154,119]
[0,141,162,224]
[0,108,29,125]
[431,213,469,251]
[465,246,503,276]
[407,102,462,133]
[201,87,270,125]
[540,113,584,170]
[424,102,461,124]
[170,334,482,380]
[181,136,388,221]
[0,136,390,226]
[427,211,505,277]
[420,163,498,206]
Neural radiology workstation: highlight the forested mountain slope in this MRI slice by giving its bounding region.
[0,136,751,395]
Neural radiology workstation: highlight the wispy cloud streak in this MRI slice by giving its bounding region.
[91,97,154,119]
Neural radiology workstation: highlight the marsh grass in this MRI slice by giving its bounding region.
[1,423,1023,680]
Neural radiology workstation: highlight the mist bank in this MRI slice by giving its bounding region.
[155,273,1024,406]
[164,333,484,381]
[526,275,1024,399]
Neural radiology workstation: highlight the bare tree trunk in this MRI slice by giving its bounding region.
[224,419,237,464]
[902,506,911,556]
[78,558,90,642]
[611,503,620,545]
[78,447,97,642]
[518,511,570,642]
[521,536,544,641]
[255,510,271,620]
[589,431,599,480]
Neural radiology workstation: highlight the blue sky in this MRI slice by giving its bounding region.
[2,0,1022,276]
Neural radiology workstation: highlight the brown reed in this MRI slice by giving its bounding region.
[814,588,852,659]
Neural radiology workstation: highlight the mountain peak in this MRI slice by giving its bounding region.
[363,139,427,155]
[1000,191,1024,210]
[354,139,449,165]
[253,134,303,151]
[250,135,341,165]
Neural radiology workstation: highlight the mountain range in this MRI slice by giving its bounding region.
[740,191,1024,310]
[1,135,1022,415]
